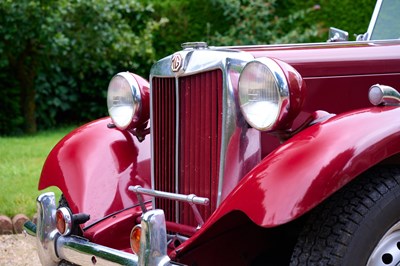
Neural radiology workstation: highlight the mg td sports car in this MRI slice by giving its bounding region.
[24,0,400,265]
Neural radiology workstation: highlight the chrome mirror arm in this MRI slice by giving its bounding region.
[369,84,400,106]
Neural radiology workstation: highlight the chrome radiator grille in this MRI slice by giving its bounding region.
[152,70,223,227]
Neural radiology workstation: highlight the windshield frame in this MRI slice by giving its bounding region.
[365,0,383,40]
[365,0,400,41]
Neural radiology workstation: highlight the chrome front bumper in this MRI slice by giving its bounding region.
[23,192,172,266]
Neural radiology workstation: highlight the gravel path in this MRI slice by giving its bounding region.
[0,234,40,266]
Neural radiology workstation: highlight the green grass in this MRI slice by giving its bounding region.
[0,127,75,218]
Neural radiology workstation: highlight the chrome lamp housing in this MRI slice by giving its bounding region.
[238,57,306,132]
[107,72,149,130]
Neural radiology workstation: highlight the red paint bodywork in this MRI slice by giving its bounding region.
[38,40,400,256]
[172,106,400,258]
[238,41,400,157]
[39,118,151,225]
[221,107,400,224]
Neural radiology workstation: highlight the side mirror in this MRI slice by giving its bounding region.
[369,84,400,106]
[327,27,349,42]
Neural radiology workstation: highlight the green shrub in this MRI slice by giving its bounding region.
[0,0,377,135]
[210,0,320,45]
[0,63,24,135]
[142,0,229,58]
[0,0,163,134]
[277,0,376,41]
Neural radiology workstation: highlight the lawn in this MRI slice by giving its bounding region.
[0,127,75,218]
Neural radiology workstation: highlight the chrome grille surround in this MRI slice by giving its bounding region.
[149,48,259,226]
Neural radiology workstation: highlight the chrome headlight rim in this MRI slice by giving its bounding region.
[107,72,142,130]
[238,57,290,131]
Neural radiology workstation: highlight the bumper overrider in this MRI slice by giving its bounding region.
[23,192,172,266]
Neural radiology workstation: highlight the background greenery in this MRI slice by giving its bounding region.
[0,0,375,136]
[0,0,163,135]
[0,0,375,217]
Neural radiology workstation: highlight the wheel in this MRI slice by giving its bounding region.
[290,167,400,266]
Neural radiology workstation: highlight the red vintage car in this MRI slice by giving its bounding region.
[24,0,400,265]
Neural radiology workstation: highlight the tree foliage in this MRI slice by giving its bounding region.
[209,0,321,45]
[142,0,229,59]
[0,0,376,135]
[276,0,375,41]
[0,0,163,134]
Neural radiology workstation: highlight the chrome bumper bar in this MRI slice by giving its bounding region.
[23,192,172,266]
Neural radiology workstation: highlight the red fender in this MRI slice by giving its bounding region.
[174,106,400,257]
[212,106,400,227]
[39,117,151,225]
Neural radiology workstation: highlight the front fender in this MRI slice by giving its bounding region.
[210,106,400,228]
[39,117,151,226]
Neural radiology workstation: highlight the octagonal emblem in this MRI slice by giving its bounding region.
[171,53,183,72]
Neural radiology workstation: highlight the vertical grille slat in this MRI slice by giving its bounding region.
[198,75,206,222]
[152,77,176,223]
[203,74,211,218]
[152,70,223,230]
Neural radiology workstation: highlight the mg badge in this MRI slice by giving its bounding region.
[171,53,183,72]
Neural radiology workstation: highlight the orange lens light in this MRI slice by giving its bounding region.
[55,207,72,236]
[56,209,66,234]
[130,225,142,254]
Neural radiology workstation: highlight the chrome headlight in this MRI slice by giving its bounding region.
[107,72,142,130]
[239,57,305,131]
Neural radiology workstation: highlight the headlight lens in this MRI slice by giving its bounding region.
[239,58,289,131]
[107,72,141,130]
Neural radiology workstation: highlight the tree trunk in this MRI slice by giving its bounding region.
[9,40,38,134]
[19,74,37,134]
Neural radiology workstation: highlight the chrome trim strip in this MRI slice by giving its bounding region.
[129,185,210,206]
[25,218,139,266]
[215,39,400,50]
[36,192,60,266]
[24,192,174,266]
[57,235,139,266]
[365,0,383,41]
[139,210,170,266]
[175,77,180,223]
[218,63,230,205]
[216,57,257,205]
[150,48,255,207]
[150,71,155,211]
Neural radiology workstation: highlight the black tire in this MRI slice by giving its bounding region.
[290,167,400,266]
